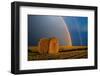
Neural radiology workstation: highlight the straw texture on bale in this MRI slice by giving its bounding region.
[48,37,59,55]
[38,38,49,54]
[38,37,59,55]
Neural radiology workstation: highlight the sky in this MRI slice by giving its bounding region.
[28,15,88,46]
[63,16,88,46]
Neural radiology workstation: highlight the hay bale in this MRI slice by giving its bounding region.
[48,37,59,55]
[38,38,49,54]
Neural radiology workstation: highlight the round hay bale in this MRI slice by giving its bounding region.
[38,38,49,54]
[48,37,59,55]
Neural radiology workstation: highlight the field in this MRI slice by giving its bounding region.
[28,46,88,61]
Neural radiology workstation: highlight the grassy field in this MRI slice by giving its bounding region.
[28,46,88,61]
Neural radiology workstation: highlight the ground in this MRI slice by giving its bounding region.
[28,46,88,61]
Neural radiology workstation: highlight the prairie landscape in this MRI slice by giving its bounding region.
[28,15,88,61]
[28,46,88,61]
